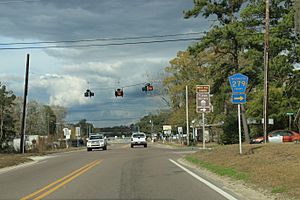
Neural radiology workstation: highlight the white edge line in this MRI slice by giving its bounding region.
[169,159,238,200]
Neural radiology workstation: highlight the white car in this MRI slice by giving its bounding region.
[87,134,107,151]
[131,132,147,148]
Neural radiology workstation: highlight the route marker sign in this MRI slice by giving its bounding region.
[229,73,248,93]
[228,73,249,155]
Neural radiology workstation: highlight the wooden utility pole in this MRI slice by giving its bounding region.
[295,1,300,35]
[20,54,30,154]
[186,85,189,146]
[263,0,270,143]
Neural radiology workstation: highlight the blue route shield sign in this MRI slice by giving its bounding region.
[231,93,246,104]
[229,73,248,93]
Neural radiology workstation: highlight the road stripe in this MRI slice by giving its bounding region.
[20,160,101,200]
[169,159,238,200]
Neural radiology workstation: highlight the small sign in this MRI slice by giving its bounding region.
[196,85,210,93]
[63,128,70,136]
[261,118,274,125]
[286,112,294,116]
[177,127,183,134]
[163,125,172,131]
[196,107,211,113]
[75,127,81,137]
[229,73,248,93]
[196,93,210,107]
[231,93,247,104]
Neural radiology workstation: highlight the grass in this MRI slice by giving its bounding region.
[185,155,248,181]
[0,147,84,169]
[182,143,300,199]
[271,187,288,194]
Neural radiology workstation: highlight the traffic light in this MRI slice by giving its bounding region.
[115,88,124,97]
[147,85,153,91]
[142,83,154,92]
[84,89,94,98]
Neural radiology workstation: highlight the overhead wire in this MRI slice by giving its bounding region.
[0,38,200,50]
[0,30,286,51]
[0,0,40,4]
[0,32,205,46]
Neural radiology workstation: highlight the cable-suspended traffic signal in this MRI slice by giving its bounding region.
[115,88,124,97]
[142,83,154,92]
[84,89,94,98]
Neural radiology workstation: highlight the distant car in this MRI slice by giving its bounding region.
[131,132,147,148]
[87,134,107,151]
[251,130,300,144]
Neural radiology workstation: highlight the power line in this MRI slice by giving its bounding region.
[0,30,285,51]
[0,38,200,50]
[91,82,154,91]
[0,32,205,46]
[0,0,40,4]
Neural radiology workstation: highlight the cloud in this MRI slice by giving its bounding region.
[30,74,89,107]
[0,0,208,126]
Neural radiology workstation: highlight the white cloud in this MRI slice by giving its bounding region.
[30,74,89,107]
[0,0,206,126]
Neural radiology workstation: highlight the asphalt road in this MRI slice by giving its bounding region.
[0,142,241,200]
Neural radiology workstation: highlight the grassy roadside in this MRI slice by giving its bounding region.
[0,147,85,169]
[183,143,300,199]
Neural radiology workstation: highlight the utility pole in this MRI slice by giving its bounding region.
[263,0,270,143]
[20,54,30,154]
[186,85,190,146]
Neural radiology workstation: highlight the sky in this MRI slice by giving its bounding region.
[0,0,211,127]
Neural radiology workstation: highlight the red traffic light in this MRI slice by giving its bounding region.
[115,88,124,97]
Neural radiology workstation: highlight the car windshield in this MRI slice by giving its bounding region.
[89,135,103,140]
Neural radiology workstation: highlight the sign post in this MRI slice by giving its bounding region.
[196,85,211,149]
[76,127,80,147]
[229,73,249,155]
[63,128,71,149]
[287,112,294,130]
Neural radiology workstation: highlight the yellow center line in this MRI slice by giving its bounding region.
[20,160,101,200]
[33,160,101,200]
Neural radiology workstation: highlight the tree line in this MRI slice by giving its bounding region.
[137,0,300,144]
[0,82,67,150]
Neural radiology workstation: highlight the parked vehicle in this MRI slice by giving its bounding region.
[131,132,147,148]
[251,130,300,144]
[87,134,107,151]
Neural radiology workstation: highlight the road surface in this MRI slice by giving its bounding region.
[0,142,240,200]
